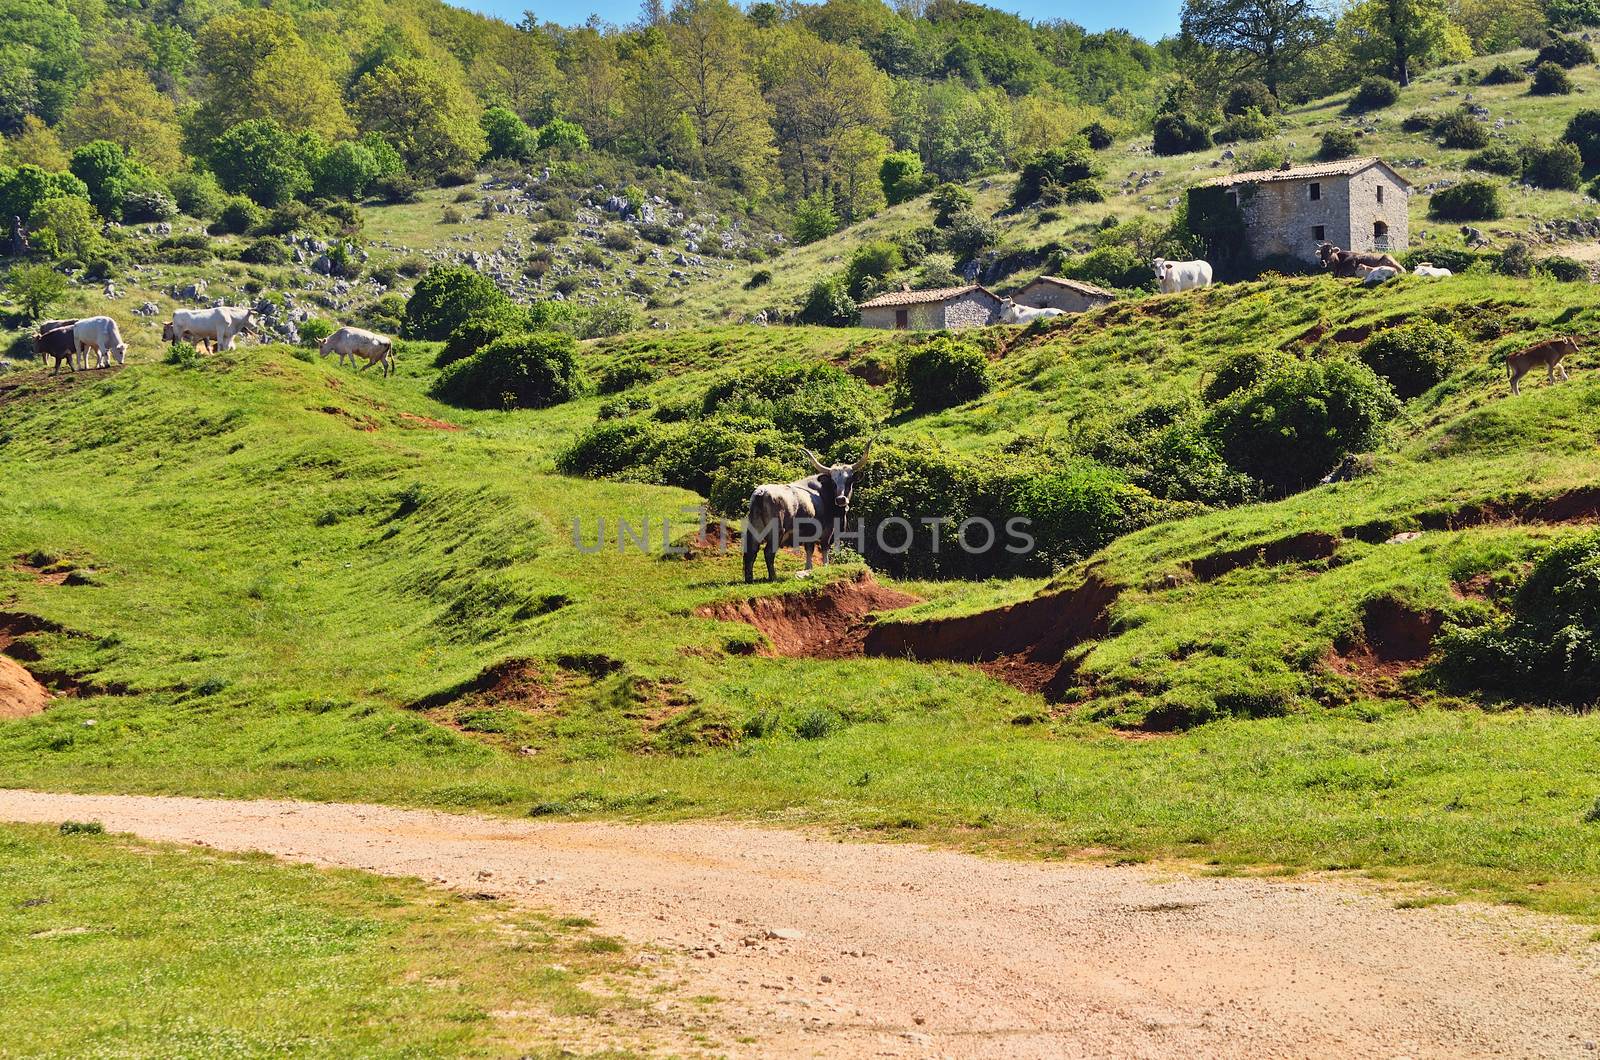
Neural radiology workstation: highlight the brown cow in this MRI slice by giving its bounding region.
[32,319,79,375]
[1317,242,1402,278]
[1507,336,1578,395]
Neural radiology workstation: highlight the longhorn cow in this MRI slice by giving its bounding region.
[743,443,872,583]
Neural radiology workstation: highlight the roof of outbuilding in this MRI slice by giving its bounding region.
[1207,157,1413,189]
[1021,275,1118,299]
[857,283,1000,308]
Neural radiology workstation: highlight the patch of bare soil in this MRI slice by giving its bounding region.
[865,571,1121,700]
[0,364,122,409]
[3,791,1597,1059]
[397,412,461,431]
[1327,597,1444,696]
[698,570,921,659]
[12,553,71,586]
[1190,530,1341,583]
[0,655,50,719]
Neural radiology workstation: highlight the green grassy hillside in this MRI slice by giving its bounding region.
[5,269,1600,918]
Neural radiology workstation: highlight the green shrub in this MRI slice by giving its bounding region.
[797,274,857,326]
[1521,140,1583,190]
[1012,143,1101,207]
[169,171,226,219]
[556,419,666,480]
[1215,108,1275,144]
[597,358,659,394]
[893,337,991,414]
[1317,128,1359,161]
[930,183,973,227]
[431,331,582,410]
[1224,80,1276,117]
[1429,180,1502,221]
[1400,112,1437,133]
[1357,321,1468,399]
[163,342,201,368]
[1350,76,1400,111]
[436,306,531,367]
[1055,244,1153,291]
[1398,247,1491,273]
[1479,62,1527,85]
[298,317,335,348]
[706,455,793,517]
[1435,107,1489,148]
[122,187,177,223]
[943,211,998,259]
[1152,112,1211,155]
[1082,121,1114,149]
[239,237,290,265]
[1537,35,1595,68]
[1440,531,1600,706]
[1540,255,1590,281]
[209,196,263,236]
[744,269,772,289]
[1206,357,1400,494]
[1563,109,1600,167]
[1531,62,1575,96]
[790,193,839,245]
[701,360,881,451]
[1203,349,1290,403]
[579,300,641,339]
[404,264,510,340]
[844,241,904,300]
[1465,144,1522,175]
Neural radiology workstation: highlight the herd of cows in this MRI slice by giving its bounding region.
[1150,243,1449,295]
[32,305,397,377]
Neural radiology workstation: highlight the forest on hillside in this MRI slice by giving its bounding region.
[0,0,1591,262]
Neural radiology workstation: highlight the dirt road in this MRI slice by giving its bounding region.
[2,790,1596,1058]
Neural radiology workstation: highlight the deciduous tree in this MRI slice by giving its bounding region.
[1179,0,1331,96]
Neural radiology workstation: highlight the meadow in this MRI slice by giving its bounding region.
[4,267,1600,924]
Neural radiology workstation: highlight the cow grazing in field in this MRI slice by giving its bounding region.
[998,300,1066,325]
[163,306,256,352]
[1412,263,1453,278]
[1317,242,1402,278]
[72,316,126,369]
[1355,264,1400,286]
[1151,258,1213,294]
[743,443,873,583]
[318,326,395,377]
[33,319,79,374]
[1507,336,1578,395]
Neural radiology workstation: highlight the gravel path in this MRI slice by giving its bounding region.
[3,789,1597,1058]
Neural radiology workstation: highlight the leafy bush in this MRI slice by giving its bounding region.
[1520,140,1582,190]
[1357,321,1468,399]
[579,300,641,339]
[844,241,903,300]
[1435,107,1489,148]
[1350,76,1400,111]
[404,264,510,340]
[168,171,226,219]
[1055,244,1153,291]
[1152,112,1211,155]
[791,193,839,245]
[893,337,991,413]
[436,305,531,367]
[943,211,998,259]
[930,182,974,227]
[707,455,793,519]
[239,237,290,265]
[209,196,263,236]
[1429,180,1502,220]
[1537,35,1596,68]
[1497,240,1536,277]
[1317,128,1360,161]
[1224,80,1276,117]
[878,149,928,205]
[1400,112,1437,133]
[298,317,335,348]
[1479,62,1527,85]
[597,359,659,394]
[1203,349,1290,403]
[1012,143,1101,207]
[744,268,772,289]
[797,274,857,326]
[1215,108,1275,144]
[163,342,202,368]
[1466,144,1523,175]
[1531,62,1575,96]
[1082,121,1114,149]
[1540,255,1590,281]
[431,332,582,410]
[701,361,882,451]
[1206,357,1400,494]
[122,187,177,223]
[1440,531,1600,706]
[1562,109,1600,167]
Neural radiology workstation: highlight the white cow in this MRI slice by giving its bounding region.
[163,306,256,351]
[1356,264,1400,286]
[72,316,127,369]
[998,300,1066,325]
[1152,257,1213,294]
[1411,263,1453,278]
[319,326,395,377]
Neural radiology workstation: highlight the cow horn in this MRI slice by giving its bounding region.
[798,446,828,473]
[851,439,874,472]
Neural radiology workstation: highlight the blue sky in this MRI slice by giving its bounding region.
[477,0,1183,43]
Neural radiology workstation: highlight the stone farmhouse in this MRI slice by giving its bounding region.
[1014,275,1117,313]
[1207,157,1411,267]
[858,284,1004,330]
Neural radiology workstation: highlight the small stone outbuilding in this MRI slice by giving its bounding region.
[858,284,1004,330]
[1206,157,1411,267]
[1014,275,1117,313]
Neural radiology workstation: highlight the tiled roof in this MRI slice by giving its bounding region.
[1207,157,1412,189]
[1022,275,1118,299]
[857,283,997,308]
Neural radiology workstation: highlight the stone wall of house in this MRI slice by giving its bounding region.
[1017,282,1113,313]
[861,300,956,330]
[860,306,900,329]
[1237,168,1409,265]
[942,291,1001,329]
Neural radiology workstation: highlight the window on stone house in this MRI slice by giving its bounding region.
[1226,190,1238,209]
[1308,182,1321,201]
[1312,225,1326,242]
[1376,185,1384,204]
[895,308,908,329]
